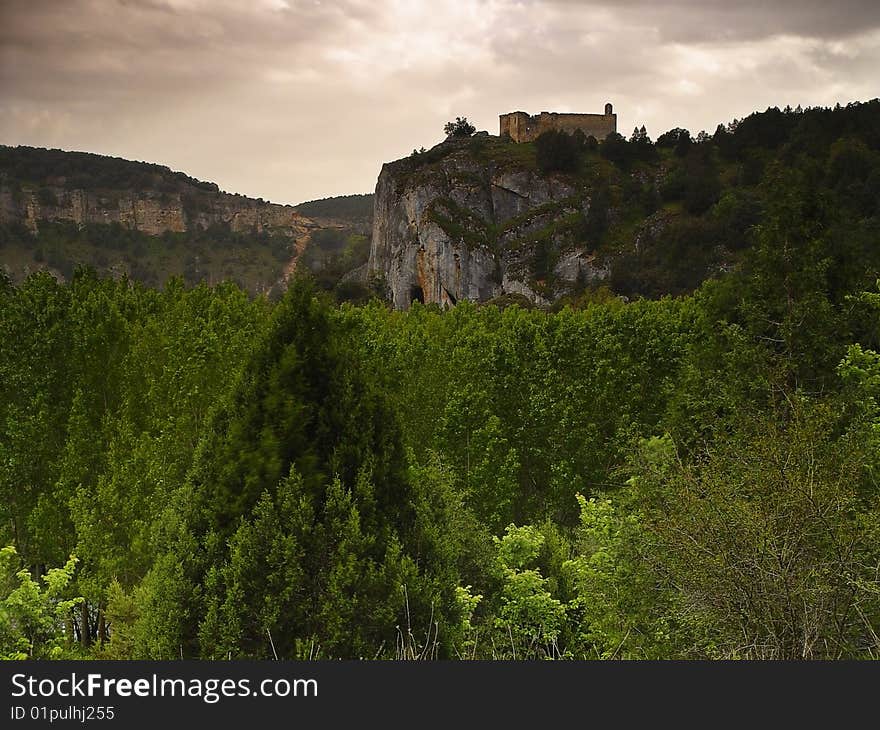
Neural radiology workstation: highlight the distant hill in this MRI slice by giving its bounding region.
[294,193,373,231]
[0,145,221,194]
[0,146,372,299]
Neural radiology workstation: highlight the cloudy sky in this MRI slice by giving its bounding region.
[2,0,879,205]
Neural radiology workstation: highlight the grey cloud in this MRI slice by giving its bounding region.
[0,0,382,95]
[545,0,880,42]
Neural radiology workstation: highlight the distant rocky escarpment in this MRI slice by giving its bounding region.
[0,182,315,239]
[0,145,323,292]
[0,145,314,240]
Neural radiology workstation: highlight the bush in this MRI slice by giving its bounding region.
[535,130,582,173]
[657,128,693,157]
[599,132,632,168]
[444,117,476,138]
[0,546,83,659]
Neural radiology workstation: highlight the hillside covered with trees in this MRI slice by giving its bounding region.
[2,100,880,659]
[368,100,880,308]
[293,193,373,232]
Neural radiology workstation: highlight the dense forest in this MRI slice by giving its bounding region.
[2,101,880,659]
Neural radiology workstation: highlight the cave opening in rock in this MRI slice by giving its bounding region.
[410,285,425,304]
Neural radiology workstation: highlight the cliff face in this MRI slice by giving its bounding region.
[0,182,314,239]
[368,137,608,309]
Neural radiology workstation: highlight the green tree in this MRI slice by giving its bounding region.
[444,117,476,138]
[492,524,566,659]
[535,129,582,173]
[564,491,671,659]
[630,406,880,659]
[0,546,83,659]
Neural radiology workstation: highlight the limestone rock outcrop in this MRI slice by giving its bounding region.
[0,183,314,240]
[368,138,608,309]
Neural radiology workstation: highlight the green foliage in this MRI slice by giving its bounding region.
[0,546,83,659]
[124,278,460,659]
[563,493,669,659]
[4,99,880,660]
[657,127,693,156]
[37,187,58,206]
[492,525,566,659]
[0,144,219,192]
[444,117,476,138]
[0,219,298,293]
[535,130,583,173]
[610,217,722,297]
[4,249,880,658]
[293,194,373,229]
[630,405,880,659]
[299,230,372,299]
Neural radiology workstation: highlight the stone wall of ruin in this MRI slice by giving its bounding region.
[499,109,617,143]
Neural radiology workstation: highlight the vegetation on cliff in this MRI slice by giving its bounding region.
[380,99,880,303]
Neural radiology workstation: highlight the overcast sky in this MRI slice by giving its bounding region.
[2,0,879,205]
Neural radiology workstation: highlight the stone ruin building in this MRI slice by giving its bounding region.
[499,103,617,143]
